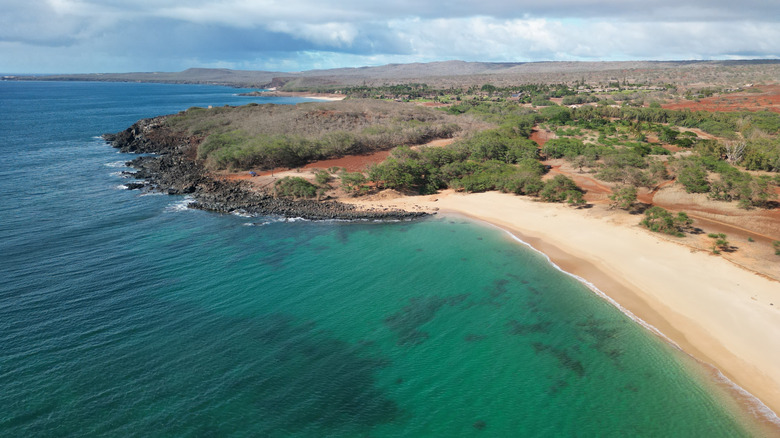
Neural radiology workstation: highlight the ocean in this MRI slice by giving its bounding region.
[0,81,771,436]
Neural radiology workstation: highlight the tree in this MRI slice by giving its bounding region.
[539,105,572,125]
[481,84,497,94]
[542,138,585,159]
[673,212,694,232]
[609,185,638,210]
[340,172,370,196]
[676,162,710,193]
[640,206,690,237]
[274,177,318,199]
[707,233,730,254]
[658,126,679,143]
[314,169,332,186]
[570,155,592,173]
[648,160,669,181]
[723,140,746,164]
[539,175,582,203]
[566,190,587,208]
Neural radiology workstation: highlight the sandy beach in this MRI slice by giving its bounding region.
[345,190,780,426]
[250,90,346,101]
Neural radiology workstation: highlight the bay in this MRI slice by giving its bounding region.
[0,81,768,437]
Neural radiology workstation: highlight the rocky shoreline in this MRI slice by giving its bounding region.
[104,117,427,221]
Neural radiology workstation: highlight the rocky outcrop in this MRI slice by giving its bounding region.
[104,117,427,221]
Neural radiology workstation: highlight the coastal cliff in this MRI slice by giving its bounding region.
[104,117,426,221]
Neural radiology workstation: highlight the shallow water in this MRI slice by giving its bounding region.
[0,81,770,436]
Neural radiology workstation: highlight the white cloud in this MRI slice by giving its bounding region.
[266,22,360,47]
[383,17,780,62]
[0,0,778,72]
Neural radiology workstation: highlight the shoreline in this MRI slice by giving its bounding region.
[345,190,780,430]
[106,110,780,429]
[239,90,346,101]
[103,118,424,221]
[460,211,780,429]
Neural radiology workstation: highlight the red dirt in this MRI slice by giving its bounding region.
[544,163,613,202]
[217,150,392,181]
[529,129,554,146]
[221,173,255,181]
[662,85,780,113]
[302,151,391,172]
[217,136,459,181]
[637,179,675,204]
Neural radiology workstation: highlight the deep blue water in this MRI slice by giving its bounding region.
[0,81,771,437]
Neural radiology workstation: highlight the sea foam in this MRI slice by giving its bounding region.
[165,197,195,212]
[105,160,128,168]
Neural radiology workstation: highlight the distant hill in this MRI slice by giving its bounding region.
[7,59,780,89]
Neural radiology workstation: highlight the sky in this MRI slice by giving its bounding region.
[1,0,779,73]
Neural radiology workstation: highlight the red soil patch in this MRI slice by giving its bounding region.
[544,163,613,202]
[530,129,554,147]
[637,179,675,205]
[217,137,459,180]
[663,85,780,113]
[220,151,392,180]
[302,150,391,172]
[220,173,255,181]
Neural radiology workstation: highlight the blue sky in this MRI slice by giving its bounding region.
[1,0,779,73]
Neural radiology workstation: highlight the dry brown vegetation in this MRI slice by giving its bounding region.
[165,99,488,170]
[167,99,475,137]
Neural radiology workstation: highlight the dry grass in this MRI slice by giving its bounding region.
[165,99,490,171]
[167,99,485,138]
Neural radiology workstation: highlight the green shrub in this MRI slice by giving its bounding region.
[565,189,587,207]
[498,172,545,196]
[708,171,777,208]
[340,172,370,195]
[609,185,638,210]
[451,161,517,193]
[640,206,691,237]
[314,170,332,185]
[274,177,318,199]
[562,95,599,105]
[658,126,679,143]
[532,98,556,107]
[539,106,572,125]
[456,129,539,163]
[539,175,581,202]
[744,111,780,135]
[707,233,729,254]
[368,157,439,194]
[742,138,780,172]
[676,161,710,193]
[650,145,671,155]
[542,138,586,159]
[595,165,626,183]
[648,160,669,180]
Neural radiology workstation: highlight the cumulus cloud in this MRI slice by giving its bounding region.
[0,0,778,73]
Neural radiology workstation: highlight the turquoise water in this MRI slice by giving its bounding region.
[0,81,771,436]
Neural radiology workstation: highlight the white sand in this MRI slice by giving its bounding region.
[348,190,780,423]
